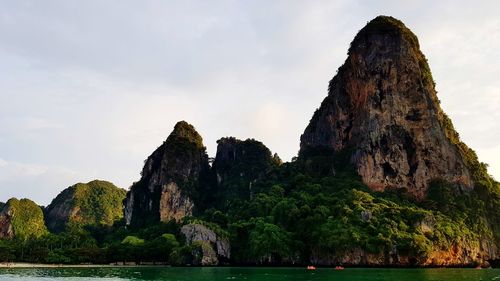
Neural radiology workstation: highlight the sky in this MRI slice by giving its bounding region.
[1,1,499,206]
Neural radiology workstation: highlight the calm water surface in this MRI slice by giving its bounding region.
[0,267,499,281]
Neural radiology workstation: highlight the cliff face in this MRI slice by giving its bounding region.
[181,223,231,266]
[312,243,491,267]
[300,16,472,199]
[124,121,211,226]
[44,180,126,232]
[212,137,279,205]
[309,209,498,267]
[0,198,47,239]
[0,207,13,239]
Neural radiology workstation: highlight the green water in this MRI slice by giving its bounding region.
[0,267,499,281]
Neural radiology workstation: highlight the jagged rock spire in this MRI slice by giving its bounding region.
[124,121,210,226]
[300,16,472,198]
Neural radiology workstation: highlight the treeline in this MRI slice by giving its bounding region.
[0,221,197,265]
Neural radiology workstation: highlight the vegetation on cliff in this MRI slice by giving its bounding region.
[0,198,47,240]
[199,151,498,265]
[44,180,126,232]
[439,95,500,249]
[125,120,211,227]
[211,137,281,209]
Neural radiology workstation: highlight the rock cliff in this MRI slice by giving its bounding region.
[181,223,230,265]
[0,198,47,239]
[311,243,492,267]
[124,121,211,226]
[44,180,126,232]
[310,210,497,267]
[212,137,279,205]
[300,16,473,199]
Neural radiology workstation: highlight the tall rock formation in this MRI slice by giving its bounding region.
[124,121,211,226]
[212,137,279,205]
[300,16,473,198]
[0,198,47,239]
[44,180,126,232]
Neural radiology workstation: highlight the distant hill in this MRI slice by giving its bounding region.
[44,180,126,232]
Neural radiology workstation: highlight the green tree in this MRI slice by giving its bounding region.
[248,218,293,263]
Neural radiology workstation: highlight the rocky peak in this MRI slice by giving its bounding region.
[300,16,472,198]
[125,121,210,226]
[349,16,421,56]
[213,137,278,204]
[214,137,275,172]
[167,121,204,148]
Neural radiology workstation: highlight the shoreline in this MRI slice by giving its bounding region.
[0,263,168,268]
[0,263,497,269]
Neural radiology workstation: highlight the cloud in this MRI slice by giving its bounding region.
[0,158,80,205]
[475,144,500,181]
[0,1,499,204]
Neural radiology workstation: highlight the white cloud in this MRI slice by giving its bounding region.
[0,158,81,205]
[476,145,500,181]
[0,1,499,204]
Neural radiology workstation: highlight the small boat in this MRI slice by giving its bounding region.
[307,265,316,270]
[335,266,344,270]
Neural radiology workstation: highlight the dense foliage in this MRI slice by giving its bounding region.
[210,137,281,208]
[72,181,127,227]
[440,110,500,246]
[0,219,189,264]
[1,198,47,240]
[200,151,498,265]
[45,180,126,232]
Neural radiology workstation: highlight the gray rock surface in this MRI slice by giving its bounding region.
[300,16,472,199]
[124,121,210,226]
[0,208,14,239]
[181,223,231,265]
[159,182,194,222]
[213,137,277,202]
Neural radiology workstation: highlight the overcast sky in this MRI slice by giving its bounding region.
[1,1,499,205]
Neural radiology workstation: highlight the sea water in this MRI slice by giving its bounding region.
[0,267,499,281]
